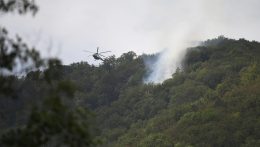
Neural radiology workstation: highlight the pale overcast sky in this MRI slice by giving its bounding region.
[1,0,260,64]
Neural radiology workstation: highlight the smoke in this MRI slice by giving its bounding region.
[143,0,260,83]
[144,25,199,83]
[143,1,205,83]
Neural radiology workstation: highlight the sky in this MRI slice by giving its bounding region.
[1,0,260,80]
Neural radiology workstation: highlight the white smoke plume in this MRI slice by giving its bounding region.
[144,25,199,83]
[143,0,260,83]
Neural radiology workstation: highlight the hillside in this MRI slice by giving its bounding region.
[1,37,260,146]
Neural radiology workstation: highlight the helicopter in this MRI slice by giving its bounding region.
[84,47,111,61]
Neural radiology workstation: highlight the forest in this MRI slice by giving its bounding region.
[1,36,260,146]
[1,1,260,147]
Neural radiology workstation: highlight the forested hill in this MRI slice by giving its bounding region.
[1,37,260,146]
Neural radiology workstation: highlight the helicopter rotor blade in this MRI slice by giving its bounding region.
[99,54,106,57]
[83,50,95,53]
[99,51,111,54]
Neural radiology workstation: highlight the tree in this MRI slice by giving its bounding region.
[0,1,97,146]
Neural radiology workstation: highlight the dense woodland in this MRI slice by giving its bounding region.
[1,1,260,147]
[1,36,260,147]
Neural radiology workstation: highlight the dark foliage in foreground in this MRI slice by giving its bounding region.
[0,0,96,146]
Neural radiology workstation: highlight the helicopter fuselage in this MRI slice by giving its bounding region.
[93,53,104,61]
